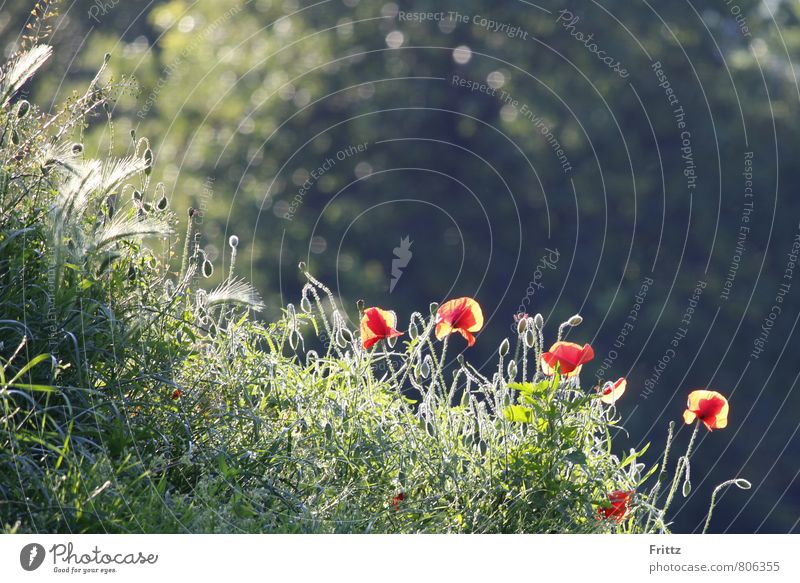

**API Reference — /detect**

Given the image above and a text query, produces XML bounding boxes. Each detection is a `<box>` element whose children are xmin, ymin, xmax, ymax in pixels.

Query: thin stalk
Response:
<box><xmin>657</xmin><ymin>422</ymin><xmax>700</xmax><ymax>530</ymax></box>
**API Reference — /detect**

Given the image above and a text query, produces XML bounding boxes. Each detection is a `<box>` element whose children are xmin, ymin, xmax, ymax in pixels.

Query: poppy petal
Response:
<box><xmin>435</xmin><ymin>297</ymin><xmax>483</xmax><ymax>345</ymax></box>
<box><xmin>600</xmin><ymin>378</ymin><xmax>626</xmax><ymax>404</ymax></box>
<box><xmin>459</xmin><ymin>328</ymin><xmax>476</xmax><ymax>347</ymax></box>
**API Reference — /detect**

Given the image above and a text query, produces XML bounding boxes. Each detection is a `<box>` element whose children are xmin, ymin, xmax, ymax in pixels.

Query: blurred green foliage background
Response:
<box><xmin>3</xmin><ymin>0</ymin><xmax>799</xmax><ymax>532</ymax></box>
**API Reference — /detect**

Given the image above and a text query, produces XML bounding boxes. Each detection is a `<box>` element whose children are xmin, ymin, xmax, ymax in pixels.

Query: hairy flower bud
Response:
<box><xmin>16</xmin><ymin>100</ymin><xmax>30</xmax><ymax>118</ymax></box>
<box><xmin>499</xmin><ymin>338</ymin><xmax>510</xmax><ymax>357</ymax></box>
<box><xmin>507</xmin><ymin>360</ymin><xmax>517</xmax><ymax>379</ymax></box>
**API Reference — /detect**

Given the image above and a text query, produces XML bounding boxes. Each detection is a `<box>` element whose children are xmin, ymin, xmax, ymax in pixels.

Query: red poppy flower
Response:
<box><xmin>598</xmin><ymin>490</ymin><xmax>634</xmax><ymax>523</ymax></box>
<box><xmin>360</xmin><ymin>307</ymin><xmax>403</xmax><ymax>349</ymax></box>
<box><xmin>171</xmin><ymin>389</ymin><xmax>183</xmax><ymax>400</ymax></box>
<box><xmin>683</xmin><ymin>390</ymin><xmax>729</xmax><ymax>431</ymax></box>
<box><xmin>391</xmin><ymin>491</ymin><xmax>405</xmax><ymax>511</ymax></box>
<box><xmin>540</xmin><ymin>341</ymin><xmax>594</xmax><ymax>376</ymax></box>
<box><xmin>435</xmin><ymin>297</ymin><xmax>484</xmax><ymax>347</ymax></box>
<box><xmin>600</xmin><ymin>377</ymin><xmax>626</xmax><ymax>404</ymax></box>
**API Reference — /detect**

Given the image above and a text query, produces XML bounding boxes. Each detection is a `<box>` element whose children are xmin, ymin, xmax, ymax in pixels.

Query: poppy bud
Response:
<box><xmin>499</xmin><ymin>338</ymin><xmax>510</xmax><ymax>357</ymax></box>
<box><xmin>16</xmin><ymin>100</ymin><xmax>30</xmax><ymax>118</ymax></box>
<box><xmin>289</xmin><ymin>330</ymin><xmax>300</xmax><ymax>350</ymax></box>
<box><xmin>429</xmin><ymin>302</ymin><xmax>439</xmax><ymax>317</ymax></box>
<box><xmin>420</xmin><ymin>355</ymin><xmax>432</xmax><ymax>378</ymax></box>
<box><xmin>71</xmin><ymin>143</ymin><xmax>84</xmax><ymax>155</ymax></box>
<box><xmin>517</xmin><ymin>317</ymin><xmax>528</xmax><ymax>335</ymax></box>
<box><xmin>524</xmin><ymin>329</ymin><xmax>536</xmax><ymax>348</ymax></box>
<box><xmin>298</xmin><ymin>261</ymin><xmax>307</xmax><ymax>271</ymax></box>
<box><xmin>507</xmin><ymin>360</ymin><xmax>517</xmax><ymax>379</ymax></box>
<box><xmin>534</xmin><ymin>313</ymin><xmax>544</xmax><ymax>330</ymax></box>
<box><xmin>229</xmin><ymin>235</ymin><xmax>239</xmax><ymax>248</ymax></box>
<box><xmin>202</xmin><ymin>258</ymin><xmax>214</xmax><ymax>278</ymax></box>
<box><xmin>567</xmin><ymin>314</ymin><xmax>583</xmax><ymax>326</ymax></box>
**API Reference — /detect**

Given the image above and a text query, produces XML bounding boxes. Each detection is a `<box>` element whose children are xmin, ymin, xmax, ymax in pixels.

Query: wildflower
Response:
<box><xmin>391</xmin><ymin>491</ymin><xmax>405</xmax><ymax>511</ymax></box>
<box><xmin>360</xmin><ymin>307</ymin><xmax>403</xmax><ymax>349</ymax></box>
<box><xmin>683</xmin><ymin>390</ymin><xmax>729</xmax><ymax>431</ymax></box>
<box><xmin>598</xmin><ymin>490</ymin><xmax>634</xmax><ymax>523</ymax></box>
<box><xmin>171</xmin><ymin>389</ymin><xmax>183</xmax><ymax>400</ymax></box>
<box><xmin>435</xmin><ymin>297</ymin><xmax>484</xmax><ymax>347</ymax></box>
<box><xmin>540</xmin><ymin>341</ymin><xmax>594</xmax><ymax>376</ymax></box>
<box><xmin>600</xmin><ymin>377</ymin><xmax>626</xmax><ymax>404</ymax></box>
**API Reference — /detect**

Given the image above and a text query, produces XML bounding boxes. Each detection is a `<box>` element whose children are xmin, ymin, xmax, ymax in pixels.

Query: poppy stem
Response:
<box><xmin>521</xmin><ymin>343</ymin><xmax>528</xmax><ymax>381</ymax></box>
<box><xmin>437</xmin><ymin>336</ymin><xmax>449</xmax><ymax>392</ymax></box>
<box><xmin>702</xmin><ymin>478</ymin><xmax>750</xmax><ymax>534</ymax></box>
<box><xmin>645</xmin><ymin>421</ymin><xmax>675</xmax><ymax>532</ymax></box>
<box><xmin>658</xmin><ymin>422</ymin><xmax>700</xmax><ymax>530</ymax></box>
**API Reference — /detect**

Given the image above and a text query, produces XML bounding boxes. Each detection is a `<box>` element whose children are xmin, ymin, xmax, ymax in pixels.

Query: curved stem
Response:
<box><xmin>658</xmin><ymin>422</ymin><xmax>700</xmax><ymax>530</ymax></box>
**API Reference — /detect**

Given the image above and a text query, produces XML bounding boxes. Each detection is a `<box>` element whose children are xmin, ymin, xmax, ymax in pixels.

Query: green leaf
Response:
<box><xmin>620</xmin><ymin>442</ymin><xmax>651</xmax><ymax>468</ymax></box>
<box><xmin>639</xmin><ymin>463</ymin><xmax>659</xmax><ymax>485</ymax></box>
<box><xmin>508</xmin><ymin>382</ymin><xmax>534</xmax><ymax>395</ymax></box>
<box><xmin>564</xmin><ymin>451</ymin><xmax>587</xmax><ymax>466</ymax></box>
<box><xmin>5</xmin><ymin>353</ymin><xmax>52</xmax><ymax>386</ymax></box>
<box><xmin>503</xmin><ymin>405</ymin><xmax>533</xmax><ymax>423</ymax></box>
<box><xmin>8</xmin><ymin>382</ymin><xmax>56</xmax><ymax>392</ymax></box>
